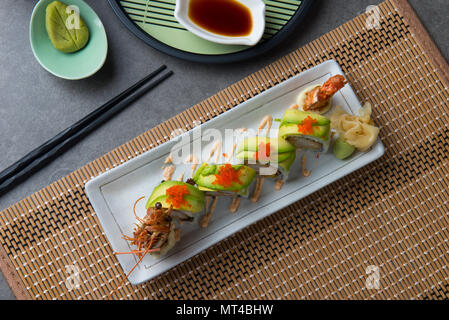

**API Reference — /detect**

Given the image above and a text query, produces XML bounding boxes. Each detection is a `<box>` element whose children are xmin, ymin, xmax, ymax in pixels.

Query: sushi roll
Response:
<box><xmin>296</xmin><ymin>75</ymin><xmax>347</xmax><ymax>114</ymax></box>
<box><xmin>235</xmin><ymin>136</ymin><xmax>296</xmax><ymax>180</ymax></box>
<box><xmin>123</xmin><ymin>181</ymin><xmax>205</xmax><ymax>257</ymax></box>
<box><xmin>278</xmin><ymin>109</ymin><xmax>331</xmax><ymax>152</ymax></box>
<box><xmin>110</xmin><ymin>181</ymin><xmax>206</xmax><ymax>296</ymax></box>
<box><xmin>193</xmin><ymin>163</ymin><xmax>257</xmax><ymax>197</ymax></box>
<box><xmin>146</xmin><ymin>180</ymin><xmax>205</xmax><ymax>214</ymax></box>
<box><xmin>133</xmin><ymin>206</ymin><xmax>177</xmax><ymax>257</ymax></box>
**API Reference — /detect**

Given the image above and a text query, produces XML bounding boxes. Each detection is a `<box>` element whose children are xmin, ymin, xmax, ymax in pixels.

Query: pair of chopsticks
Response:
<box><xmin>0</xmin><ymin>65</ymin><xmax>173</xmax><ymax>196</ymax></box>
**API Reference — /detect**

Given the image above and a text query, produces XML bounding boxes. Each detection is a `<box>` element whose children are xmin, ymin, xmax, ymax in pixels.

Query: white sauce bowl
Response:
<box><xmin>174</xmin><ymin>0</ymin><xmax>266</xmax><ymax>46</ymax></box>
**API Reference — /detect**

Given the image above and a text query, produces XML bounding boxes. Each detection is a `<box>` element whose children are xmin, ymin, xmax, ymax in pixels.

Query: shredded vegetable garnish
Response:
<box><xmin>107</xmin><ymin>243</ymin><xmax>155</xmax><ymax>299</ymax></box>
<box><xmin>110</xmin><ymin>205</ymin><xmax>175</xmax><ymax>299</ymax></box>
<box><xmin>114</xmin><ymin>248</ymin><xmax>161</xmax><ymax>255</ymax></box>
<box><xmin>133</xmin><ymin>196</ymin><xmax>145</xmax><ymax>223</ymax></box>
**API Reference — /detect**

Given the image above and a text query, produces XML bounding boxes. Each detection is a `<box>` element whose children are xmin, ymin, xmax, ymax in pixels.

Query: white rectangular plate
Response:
<box><xmin>86</xmin><ymin>60</ymin><xmax>384</xmax><ymax>285</ymax></box>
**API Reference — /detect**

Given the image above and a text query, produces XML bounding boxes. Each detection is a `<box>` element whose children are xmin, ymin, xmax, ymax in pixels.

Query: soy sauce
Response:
<box><xmin>188</xmin><ymin>0</ymin><xmax>253</xmax><ymax>37</ymax></box>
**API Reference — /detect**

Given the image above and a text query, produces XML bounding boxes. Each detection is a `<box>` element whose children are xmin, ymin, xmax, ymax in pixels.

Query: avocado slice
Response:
<box><xmin>193</xmin><ymin>163</ymin><xmax>209</xmax><ymax>182</ymax></box>
<box><xmin>146</xmin><ymin>181</ymin><xmax>205</xmax><ymax>209</ymax></box>
<box><xmin>333</xmin><ymin>137</ymin><xmax>356</xmax><ymax>160</ymax></box>
<box><xmin>236</xmin><ymin>151</ymin><xmax>293</xmax><ymax>163</ymax></box>
<box><xmin>278</xmin><ymin>152</ymin><xmax>297</xmax><ymax>172</ymax></box>
<box><xmin>281</xmin><ymin>109</ymin><xmax>331</xmax><ymax>126</ymax></box>
<box><xmin>193</xmin><ymin>164</ymin><xmax>256</xmax><ymax>192</ymax></box>
<box><xmin>147</xmin><ymin>195</ymin><xmax>205</xmax><ymax>213</ymax></box>
<box><xmin>279</xmin><ymin>123</ymin><xmax>330</xmax><ymax>141</ymax></box>
<box><xmin>200</xmin><ymin>164</ymin><xmax>217</xmax><ymax>176</ymax></box>
<box><xmin>198</xmin><ymin>186</ymin><xmax>249</xmax><ymax>197</ymax></box>
<box><xmin>237</xmin><ymin>137</ymin><xmax>295</xmax><ymax>154</ymax></box>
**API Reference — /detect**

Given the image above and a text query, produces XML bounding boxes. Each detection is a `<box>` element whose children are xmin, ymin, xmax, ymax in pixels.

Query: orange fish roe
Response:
<box><xmin>212</xmin><ymin>164</ymin><xmax>241</xmax><ymax>188</ymax></box>
<box><xmin>165</xmin><ymin>185</ymin><xmax>191</xmax><ymax>208</ymax></box>
<box><xmin>297</xmin><ymin>116</ymin><xmax>318</xmax><ymax>135</ymax></box>
<box><xmin>254</xmin><ymin>142</ymin><xmax>271</xmax><ymax>161</ymax></box>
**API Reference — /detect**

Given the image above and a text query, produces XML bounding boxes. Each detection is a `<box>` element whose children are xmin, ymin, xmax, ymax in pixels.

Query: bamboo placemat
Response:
<box><xmin>1</xmin><ymin>0</ymin><xmax>449</xmax><ymax>300</ymax></box>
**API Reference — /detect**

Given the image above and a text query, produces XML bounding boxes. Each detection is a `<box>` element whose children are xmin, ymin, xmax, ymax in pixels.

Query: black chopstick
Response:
<box><xmin>0</xmin><ymin>65</ymin><xmax>167</xmax><ymax>186</ymax></box>
<box><xmin>0</xmin><ymin>68</ymin><xmax>173</xmax><ymax>195</ymax></box>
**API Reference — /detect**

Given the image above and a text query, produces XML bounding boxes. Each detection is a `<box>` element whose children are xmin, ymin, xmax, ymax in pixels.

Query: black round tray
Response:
<box><xmin>108</xmin><ymin>0</ymin><xmax>314</xmax><ymax>63</ymax></box>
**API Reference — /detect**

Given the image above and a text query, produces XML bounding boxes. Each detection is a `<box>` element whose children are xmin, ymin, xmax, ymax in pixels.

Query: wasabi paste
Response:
<box><xmin>46</xmin><ymin>1</ymin><xmax>89</xmax><ymax>53</ymax></box>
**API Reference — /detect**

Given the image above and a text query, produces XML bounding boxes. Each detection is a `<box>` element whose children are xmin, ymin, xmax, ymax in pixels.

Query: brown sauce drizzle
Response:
<box><xmin>164</xmin><ymin>155</ymin><xmax>173</xmax><ymax>164</ymax></box>
<box><xmin>200</xmin><ymin>196</ymin><xmax>218</xmax><ymax>228</ymax></box>
<box><xmin>226</xmin><ymin>143</ymin><xmax>237</xmax><ymax>162</ymax></box>
<box><xmin>185</xmin><ymin>154</ymin><xmax>199</xmax><ymax>172</ymax></box>
<box><xmin>229</xmin><ymin>195</ymin><xmax>241</xmax><ymax>213</ymax></box>
<box><xmin>163</xmin><ymin>165</ymin><xmax>175</xmax><ymax>181</ymax></box>
<box><xmin>207</xmin><ymin>141</ymin><xmax>222</xmax><ymax>163</ymax></box>
<box><xmin>302</xmin><ymin>155</ymin><xmax>311</xmax><ymax>177</ymax></box>
<box><xmin>250</xmin><ymin>177</ymin><xmax>265</xmax><ymax>203</ymax></box>
<box><xmin>258</xmin><ymin>115</ymin><xmax>273</xmax><ymax>136</ymax></box>
<box><xmin>274</xmin><ymin>179</ymin><xmax>284</xmax><ymax>191</ymax></box>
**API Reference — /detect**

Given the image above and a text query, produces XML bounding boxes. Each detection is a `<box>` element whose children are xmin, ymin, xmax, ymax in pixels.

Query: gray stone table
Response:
<box><xmin>0</xmin><ymin>0</ymin><xmax>448</xmax><ymax>299</ymax></box>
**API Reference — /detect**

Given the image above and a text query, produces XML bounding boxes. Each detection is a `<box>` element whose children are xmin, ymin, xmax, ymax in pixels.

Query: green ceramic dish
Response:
<box><xmin>30</xmin><ymin>0</ymin><xmax>108</xmax><ymax>80</ymax></box>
